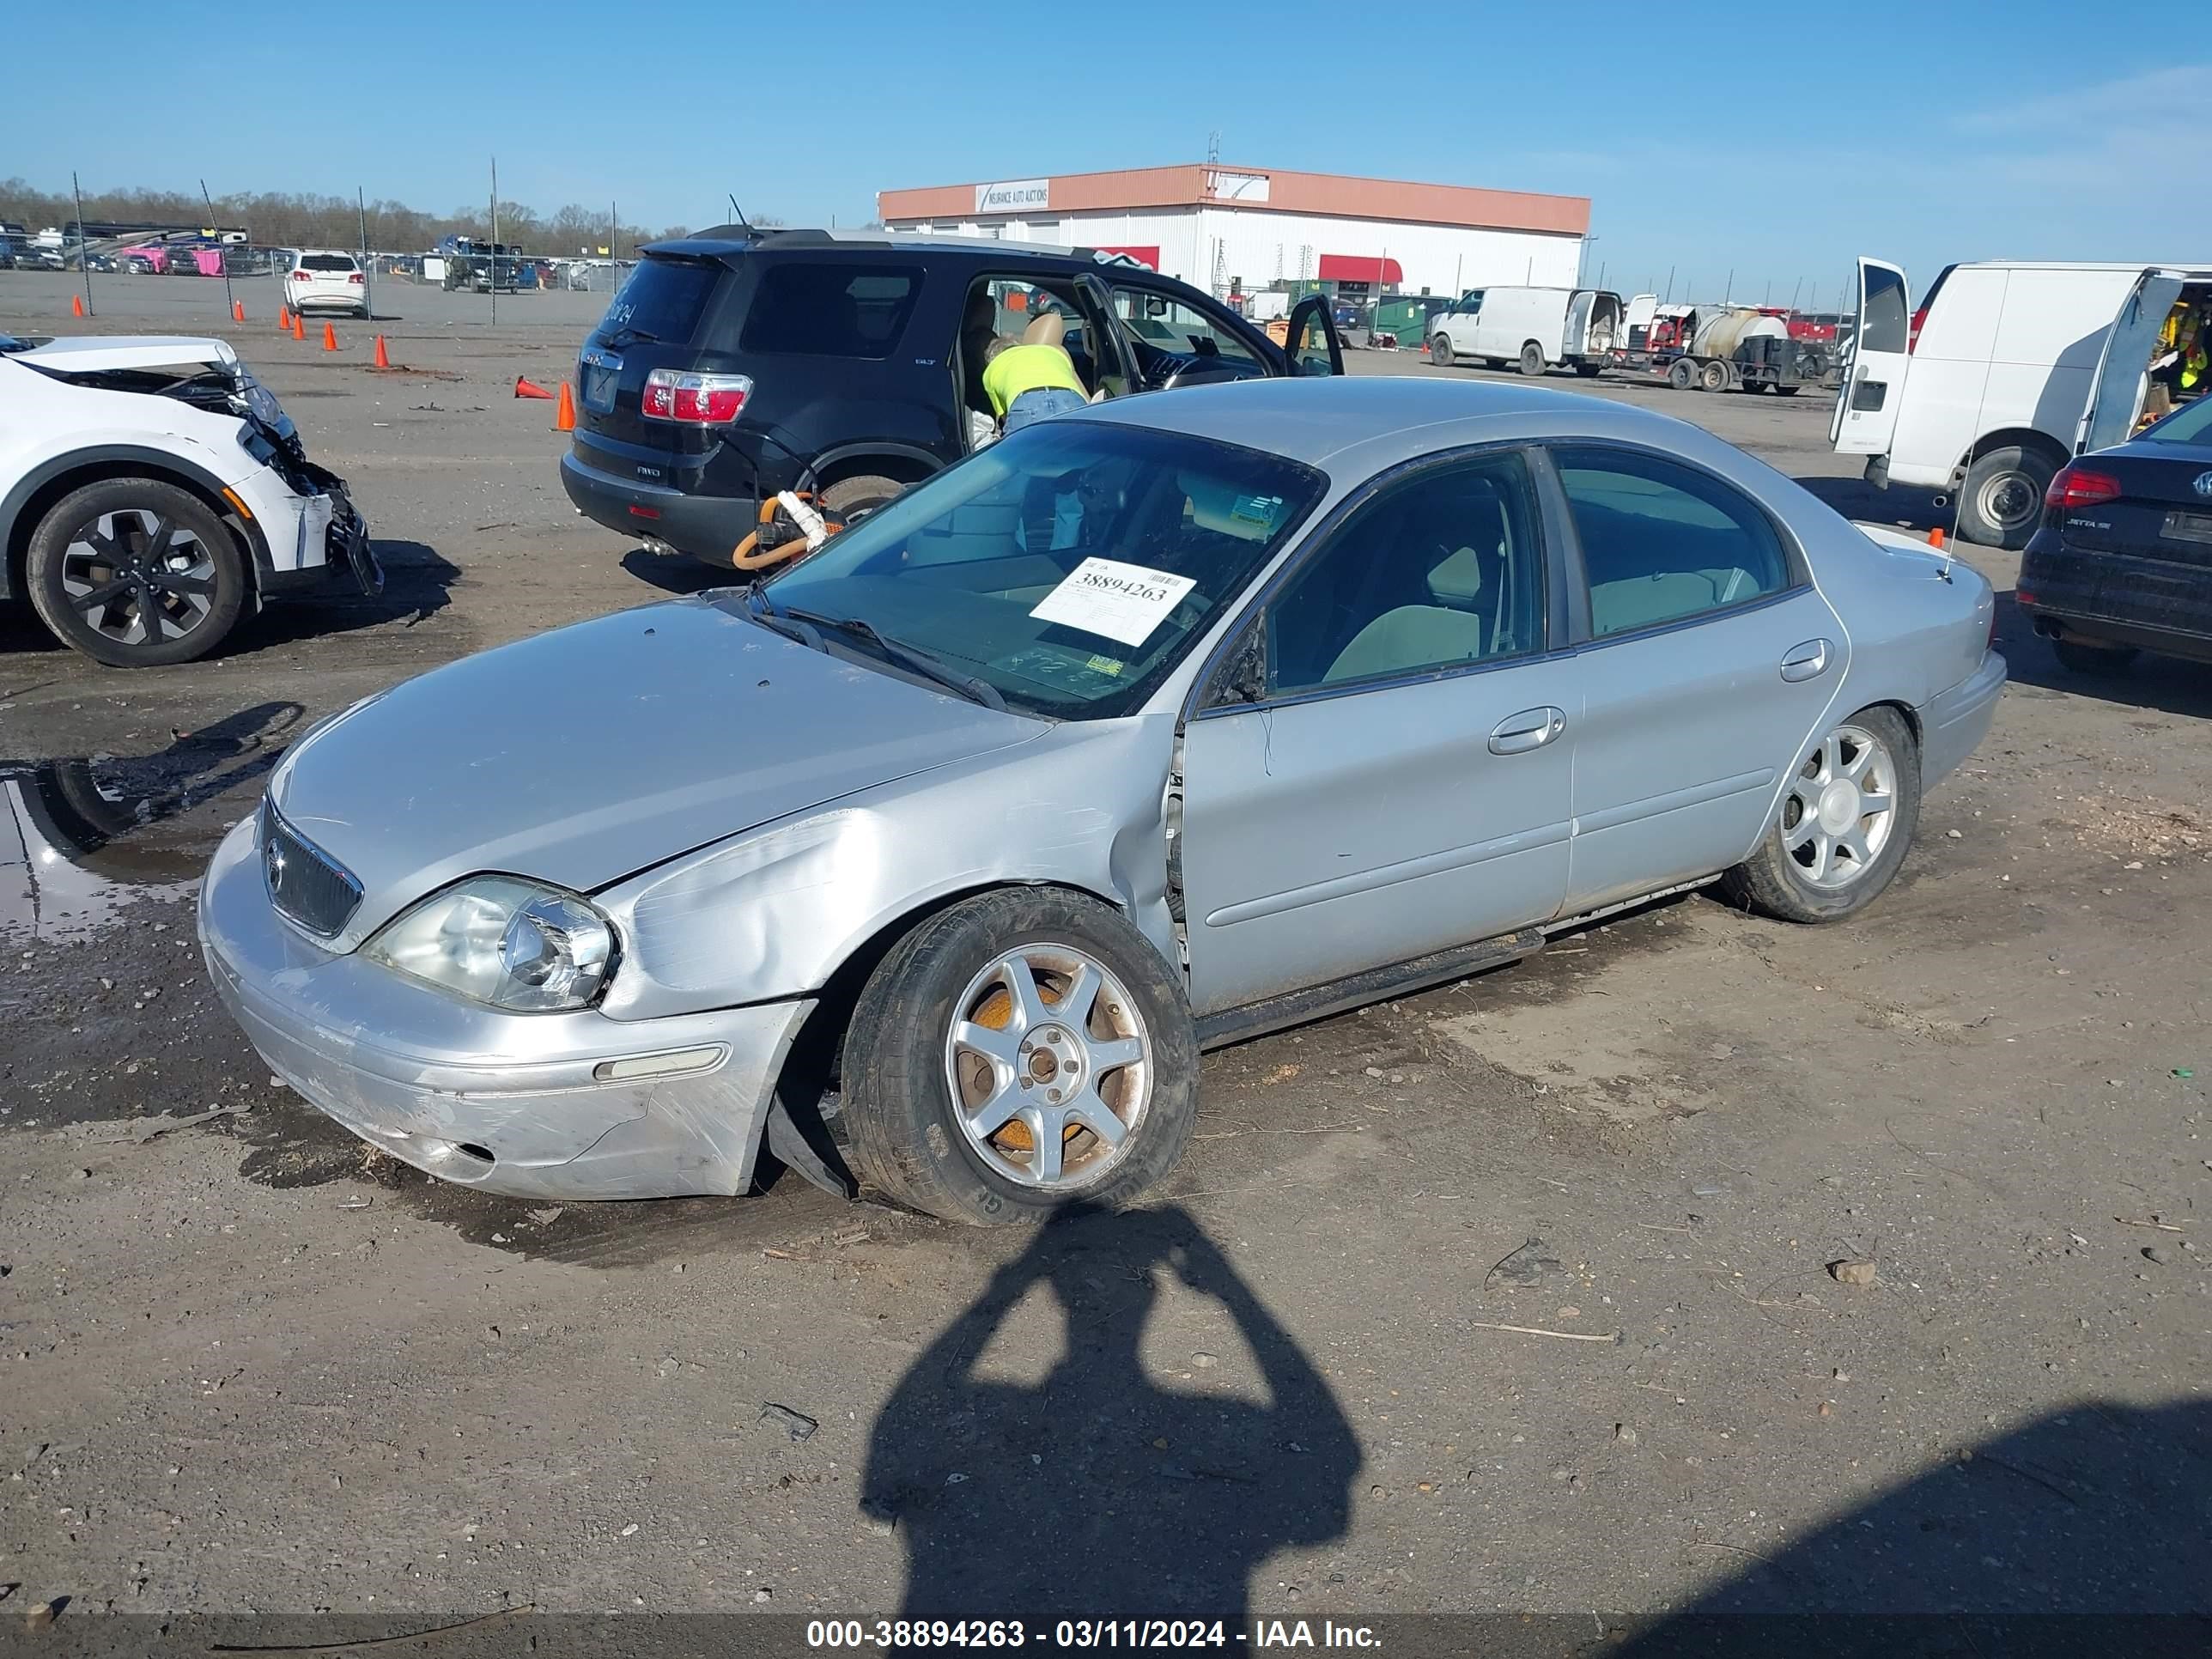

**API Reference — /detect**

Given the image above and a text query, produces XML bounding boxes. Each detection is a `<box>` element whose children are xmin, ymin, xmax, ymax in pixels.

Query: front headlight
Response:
<box><xmin>363</xmin><ymin>877</ymin><xmax>617</xmax><ymax>1012</ymax></box>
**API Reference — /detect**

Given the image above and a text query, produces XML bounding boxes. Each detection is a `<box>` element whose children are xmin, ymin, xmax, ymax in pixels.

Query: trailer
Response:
<box><xmin>1620</xmin><ymin>303</ymin><xmax>1830</xmax><ymax>394</ymax></box>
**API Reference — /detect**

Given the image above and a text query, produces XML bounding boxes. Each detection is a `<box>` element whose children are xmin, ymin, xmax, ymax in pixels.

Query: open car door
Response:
<box><xmin>1284</xmin><ymin>295</ymin><xmax>1343</xmax><ymax>377</ymax></box>
<box><xmin>1832</xmin><ymin>257</ymin><xmax>1911</xmax><ymax>454</ymax></box>
<box><xmin>2078</xmin><ymin>269</ymin><xmax>2185</xmax><ymax>455</ymax></box>
<box><xmin>1073</xmin><ymin>270</ymin><xmax>1142</xmax><ymax>401</ymax></box>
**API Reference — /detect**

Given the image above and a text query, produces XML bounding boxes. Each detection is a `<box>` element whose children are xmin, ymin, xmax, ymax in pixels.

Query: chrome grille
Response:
<box><xmin>261</xmin><ymin>800</ymin><xmax>362</xmax><ymax>938</ymax></box>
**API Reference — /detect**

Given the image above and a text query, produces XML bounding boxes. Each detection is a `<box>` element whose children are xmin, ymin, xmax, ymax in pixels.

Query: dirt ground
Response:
<box><xmin>2</xmin><ymin>270</ymin><xmax>2209</xmax><ymax>1648</ymax></box>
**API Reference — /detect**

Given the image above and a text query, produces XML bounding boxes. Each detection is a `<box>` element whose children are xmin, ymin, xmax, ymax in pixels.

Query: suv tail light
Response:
<box><xmin>2045</xmin><ymin>465</ymin><xmax>2122</xmax><ymax>510</ymax></box>
<box><xmin>641</xmin><ymin>368</ymin><xmax>752</xmax><ymax>424</ymax></box>
<box><xmin>348</xmin><ymin>272</ymin><xmax>365</xmax><ymax>283</ymax></box>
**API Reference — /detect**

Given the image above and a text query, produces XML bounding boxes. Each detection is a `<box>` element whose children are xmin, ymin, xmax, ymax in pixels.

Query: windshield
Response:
<box><xmin>2139</xmin><ymin>396</ymin><xmax>2212</xmax><ymax>447</ymax></box>
<box><xmin>763</xmin><ymin>420</ymin><xmax>1325</xmax><ymax>720</ymax></box>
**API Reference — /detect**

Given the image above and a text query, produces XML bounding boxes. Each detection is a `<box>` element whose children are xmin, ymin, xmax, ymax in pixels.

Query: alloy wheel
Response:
<box><xmin>1781</xmin><ymin>723</ymin><xmax>1899</xmax><ymax>889</ymax></box>
<box><xmin>60</xmin><ymin>509</ymin><xmax>219</xmax><ymax>649</ymax></box>
<box><xmin>943</xmin><ymin>943</ymin><xmax>1152</xmax><ymax>1189</ymax></box>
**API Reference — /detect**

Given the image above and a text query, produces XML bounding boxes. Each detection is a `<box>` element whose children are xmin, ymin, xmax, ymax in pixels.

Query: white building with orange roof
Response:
<box><xmin>876</xmin><ymin>163</ymin><xmax>1590</xmax><ymax>301</ymax></box>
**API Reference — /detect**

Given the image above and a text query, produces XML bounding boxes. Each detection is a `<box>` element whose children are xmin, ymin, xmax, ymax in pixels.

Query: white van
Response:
<box><xmin>1428</xmin><ymin>286</ymin><xmax>1623</xmax><ymax>378</ymax></box>
<box><xmin>1834</xmin><ymin>258</ymin><xmax>2212</xmax><ymax>548</ymax></box>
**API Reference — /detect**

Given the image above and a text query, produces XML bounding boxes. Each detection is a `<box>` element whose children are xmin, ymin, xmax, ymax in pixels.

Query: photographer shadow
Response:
<box><xmin>862</xmin><ymin>1204</ymin><xmax>1359</xmax><ymax>1626</ymax></box>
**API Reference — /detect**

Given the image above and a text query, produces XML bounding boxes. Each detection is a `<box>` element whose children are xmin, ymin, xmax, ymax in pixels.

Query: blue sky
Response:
<box><xmin>3</xmin><ymin>1</ymin><xmax>2199</xmax><ymax>304</ymax></box>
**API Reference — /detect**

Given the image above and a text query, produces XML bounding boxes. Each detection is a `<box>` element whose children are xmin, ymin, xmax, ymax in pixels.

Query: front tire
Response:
<box><xmin>1720</xmin><ymin>707</ymin><xmax>1920</xmax><ymax>923</ymax></box>
<box><xmin>1958</xmin><ymin>443</ymin><xmax>2057</xmax><ymax>551</ymax></box>
<box><xmin>840</xmin><ymin>889</ymin><xmax>1199</xmax><ymax>1225</ymax></box>
<box><xmin>1429</xmin><ymin>334</ymin><xmax>1454</xmax><ymax>368</ymax></box>
<box><xmin>26</xmin><ymin>479</ymin><xmax>248</xmax><ymax>667</ymax></box>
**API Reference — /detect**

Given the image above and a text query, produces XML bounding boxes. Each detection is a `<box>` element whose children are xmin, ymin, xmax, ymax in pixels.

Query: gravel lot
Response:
<box><xmin>3</xmin><ymin>269</ymin><xmax>2209</xmax><ymax>1648</ymax></box>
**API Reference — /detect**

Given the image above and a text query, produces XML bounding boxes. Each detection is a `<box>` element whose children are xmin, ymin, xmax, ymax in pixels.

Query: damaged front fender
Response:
<box><xmin>593</xmin><ymin>713</ymin><xmax>1183</xmax><ymax>1022</ymax></box>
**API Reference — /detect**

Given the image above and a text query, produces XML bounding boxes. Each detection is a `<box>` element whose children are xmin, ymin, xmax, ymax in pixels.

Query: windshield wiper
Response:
<box><xmin>599</xmin><ymin>325</ymin><xmax>659</xmax><ymax>349</ymax></box>
<box><xmin>781</xmin><ymin>605</ymin><xmax>1007</xmax><ymax>712</ymax></box>
<box><xmin>742</xmin><ymin>580</ymin><xmax>821</xmax><ymax>650</ymax></box>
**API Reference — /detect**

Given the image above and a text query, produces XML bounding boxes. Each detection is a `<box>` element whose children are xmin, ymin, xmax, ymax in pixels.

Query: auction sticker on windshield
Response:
<box><xmin>1030</xmin><ymin>558</ymin><xmax>1197</xmax><ymax>647</ymax></box>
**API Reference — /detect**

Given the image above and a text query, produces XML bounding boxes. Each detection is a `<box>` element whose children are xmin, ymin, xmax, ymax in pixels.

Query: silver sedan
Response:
<box><xmin>199</xmin><ymin>378</ymin><xmax>2004</xmax><ymax>1224</ymax></box>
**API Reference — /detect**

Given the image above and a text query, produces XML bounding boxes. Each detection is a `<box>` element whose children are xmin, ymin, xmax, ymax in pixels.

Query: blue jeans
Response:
<box><xmin>1002</xmin><ymin>386</ymin><xmax>1088</xmax><ymax>433</ymax></box>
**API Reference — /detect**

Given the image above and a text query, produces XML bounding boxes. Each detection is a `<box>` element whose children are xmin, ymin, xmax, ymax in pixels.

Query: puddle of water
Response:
<box><xmin>0</xmin><ymin>702</ymin><xmax>304</xmax><ymax>945</ymax></box>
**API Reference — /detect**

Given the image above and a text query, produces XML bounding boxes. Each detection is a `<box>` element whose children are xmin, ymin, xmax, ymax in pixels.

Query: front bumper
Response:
<box><xmin>198</xmin><ymin>815</ymin><xmax>815</xmax><ymax>1200</ymax></box>
<box><xmin>1919</xmin><ymin>648</ymin><xmax>2007</xmax><ymax>787</ymax></box>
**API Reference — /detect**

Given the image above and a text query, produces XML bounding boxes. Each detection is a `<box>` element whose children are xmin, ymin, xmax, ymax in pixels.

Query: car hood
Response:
<box><xmin>16</xmin><ymin>334</ymin><xmax>239</xmax><ymax>374</ymax></box>
<box><xmin>270</xmin><ymin>595</ymin><xmax>1045</xmax><ymax>944</ymax></box>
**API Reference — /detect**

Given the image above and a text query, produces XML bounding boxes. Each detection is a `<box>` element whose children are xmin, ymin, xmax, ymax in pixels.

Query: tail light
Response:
<box><xmin>641</xmin><ymin>368</ymin><xmax>752</xmax><ymax>424</ymax></box>
<box><xmin>2045</xmin><ymin>465</ymin><xmax>2122</xmax><ymax>510</ymax></box>
<box><xmin>348</xmin><ymin>272</ymin><xmax>365</xmax><ymax>284</ymax></box>
<box><xmin>1908</xmin><ymin>307</ymin><xmax>1928</xmax><ymax>352</ymax></box>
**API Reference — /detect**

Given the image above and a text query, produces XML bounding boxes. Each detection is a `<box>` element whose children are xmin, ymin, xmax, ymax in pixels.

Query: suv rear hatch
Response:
<box><xmin>572</xmin><ymin>250</ymin><xmax>749</xmax><ymax>495</ymax></box>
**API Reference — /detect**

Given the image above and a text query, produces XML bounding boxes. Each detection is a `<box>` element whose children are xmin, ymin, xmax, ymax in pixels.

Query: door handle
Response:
<box><xmin>1490</xmin><ymin>706</ymin><xmax>1567</xmax><ymax>755</ymax></box>
<box><xmin>1780</xmin><ymin>639</ymin><xmax>1833</xmax><ymax>683</ymax></box>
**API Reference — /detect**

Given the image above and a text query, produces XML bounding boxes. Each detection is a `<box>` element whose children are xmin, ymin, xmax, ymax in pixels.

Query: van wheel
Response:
<box><xmin>1518</xmin><ymin>342</ymin><xmax>1546</xmax><ymax>376</ymax></box>
<box><xmin>1668</xmin><ymin>358</ymin><xmax>1697</xmax><ymax>391</ymax></box>
<box><xmin>26</xmin><ymin>480</ymin><xmax>247</xmax><ymax>667</ymax></box>
<box><xmin>1429</xmin><ymin>334</ymin><xmax>1454</xmax><ymax>368</ymax></box>
<box><xmin>1699</xmin><ymin>358</ymin><xmax>1731</xmax><ymax>392</ymax></box>
<box><xmin>1958</xmin><ymin>445</ymin><xmax>2057</xmax><ymax>551</ymax></box>
<box><xmin>838</xmin><ymin>888</ymin><xmax>1199</xmax><ymax>1225</ymax></box>
<box><xmin>818</xmin><ymin>473</ymin><xmax>905</xmax><ymax>526</ymax></box>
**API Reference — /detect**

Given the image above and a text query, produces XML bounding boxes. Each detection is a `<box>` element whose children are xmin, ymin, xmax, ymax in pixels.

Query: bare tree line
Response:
<box><xmin>0</xmin><ymin>178</ymin><xmax>737</xmax><ymax>252</ymax></box>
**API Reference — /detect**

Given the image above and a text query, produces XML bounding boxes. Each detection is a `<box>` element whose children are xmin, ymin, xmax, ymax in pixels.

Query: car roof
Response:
<box><xmin>639</xmin><ymin>225</ymin><xmax>1128</xmax><ymax>268</ymax></box>
<box><xmin>1072</xmin><ymin>375</ymin><xmax>1710</xmax><ymax>471</ymax></box>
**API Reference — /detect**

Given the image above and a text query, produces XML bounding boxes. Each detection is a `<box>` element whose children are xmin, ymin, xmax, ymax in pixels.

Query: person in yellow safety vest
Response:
<box><xmin>2181</xmin><ymin>310</ymin><xmax>2207</xmax><ymax>397</ymax></box>
<box><xmin>982</xmin><ymin>310</ymin><xmax>1091</xmax><ymax>434</ymax></box>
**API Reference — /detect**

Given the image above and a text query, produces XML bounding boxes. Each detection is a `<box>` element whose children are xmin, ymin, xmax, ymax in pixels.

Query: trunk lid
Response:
<box><xmin>2053</xmin><ymin>441</ymin><xmax>2212</xmax><ymax>568</ymax></box>
<box><xmin>574</xmin><ymin>252</ymin><xmax>743</xmax><ymax>485</ymax></box>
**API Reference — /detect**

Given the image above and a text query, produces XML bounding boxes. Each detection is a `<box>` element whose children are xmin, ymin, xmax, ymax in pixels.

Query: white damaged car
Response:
<box><xmin>0</xmin><ymin>332</ymin><xmax>378</xmax><ymax>665</ymax></box>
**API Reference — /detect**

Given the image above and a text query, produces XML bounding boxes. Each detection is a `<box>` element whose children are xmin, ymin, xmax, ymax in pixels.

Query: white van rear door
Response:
<box><xmin>2077</xmin><ymin>270</ymin><xmax>2185</xmax><ymax>454</ymax></box>
<box><xmin>1832</xmin><ymin>258</ymin><xmax>1911</xmax><ymax>453</ymax></box>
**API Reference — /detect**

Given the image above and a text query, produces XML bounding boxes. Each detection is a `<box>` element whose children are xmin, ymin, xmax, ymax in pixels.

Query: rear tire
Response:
<box><xmin>839</xmin><ymin>888</ymin><xmax>1199</xmax><ymax>1225</ymax></box>
<box><xmin>1699</xmin><ymin>358</ymin><xmax>1731</xmax><ymax>392</ymax></box>
<box><xmin>1518</xmin><ymin>342</ymin><xmax>1546</xmax><ymax>377</ymax></box>
<box><xmin>1957</xmin><ymin>443</ymin><xmax>2057</xmax><ymax>551</ymax></box>
<box><xmin>817</xmin><ymin>473</ymin><xmax>906</xmax><ymax>526</ymax></box>
<box><xmin>1667</xmin><ymin>358</ymin><xmax>1697</xmax><ymax>391</ymax></box>
<box><xmin>2051</xmin><ymin>637</ymin><xmax>2139</xmax><ymax>675</ymax></box>
<box><xmin>1429</xmin><ymin>334</ymin><xmax>1454</xmax><ymax>368</ymax></box>
<box><xmin>26</xmin><ymin>479</ymin><xmax>248</xmax><ymax>668</ymax></box>
<box><xmin>1719</xmin><ymin>706</ymin><xmax>1920</xmax><ymax>923</ymax></box>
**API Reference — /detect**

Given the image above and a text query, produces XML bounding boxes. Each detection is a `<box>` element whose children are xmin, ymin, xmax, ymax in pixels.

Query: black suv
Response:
<box><xmin>559</xmin><ymin>228</ymin><xmax>1343</xmax><ymax>564</ymax></box>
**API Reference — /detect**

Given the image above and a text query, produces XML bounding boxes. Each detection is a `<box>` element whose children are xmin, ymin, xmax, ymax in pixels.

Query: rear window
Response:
<box><xmin>297</xmin><ymin>253</ymin><xmax>356</xmax><ymax>272</ymax></box>
<box><xmin>739</xmin><ymin>263</ymin><xmax>924</xmax><ymax>359</ymax></box>
<box><xmin>599</xmin><ymin>257</ymin><xmax>721</xmax><ymax>343</ymax></box>
<box><xmin>1860</xmin><ymin>264</ymin><xmax>1909</xmax><ymax>355</ymax></box>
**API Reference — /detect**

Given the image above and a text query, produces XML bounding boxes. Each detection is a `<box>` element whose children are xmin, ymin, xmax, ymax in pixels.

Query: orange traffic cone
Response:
<box><xmin>1929</xmin><ymin>526</ymin><xmax>1947</xmax><ymax>550</ymax></box>
<box><xmin>321</xmin><ymin>321</ymin><xmax>339</xmax><ymax>351</ymax></box>
<box><xmin>71</xmin><ymin>294</ymin><xmax>85</xmax><ymax>318</ymax></box>
<box><xmin>373</xmin><ymin>335</ymin><xmax>391</xmax><ymax>370</ymax></box>
<box><xmin>514</xmin><ymin>375</ymin><xmax>554</xmax><ymax>400</ymax></box>
<box><xmin>232</xmin><ymin>300</ymin><xmax>246</xmax><ymax>323</ymax></box>
<box><xmin>278</xmin><ymin>306</ymin><xmax>291</xmax><ymax>331</ymax></box>
<box><xmin>553</xmin><ymin>380</ymin><xmax>577</xmax><ymax>432</ymax></box>
<box><xmin>292</xmin><ymin>313</ymin><xmax>306</xmax><ymax>341</ymax></box>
